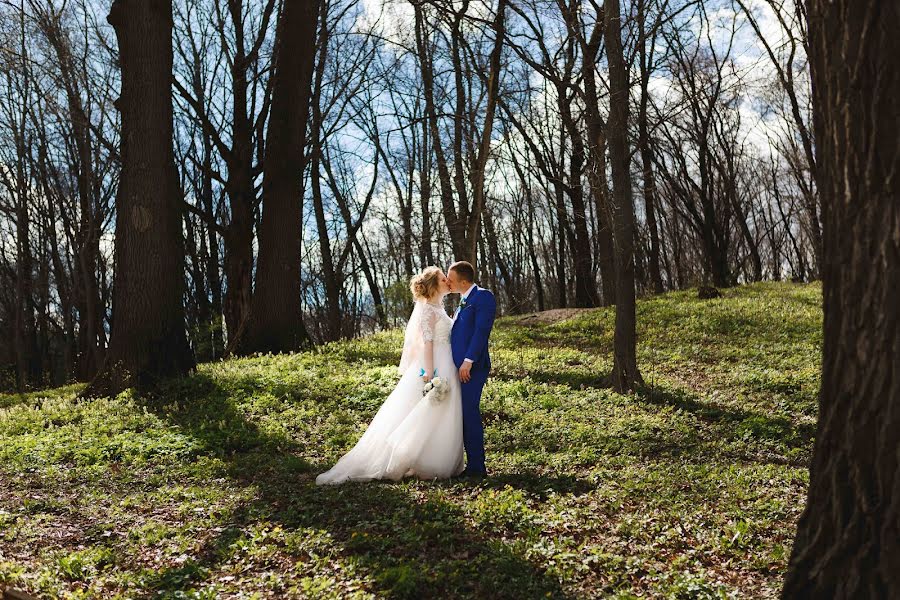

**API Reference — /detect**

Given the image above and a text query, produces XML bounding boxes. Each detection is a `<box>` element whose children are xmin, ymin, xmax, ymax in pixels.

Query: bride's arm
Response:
<box><xmin>422</xmin><ymin>339</ymin><xmax>434</xmax><ymax>382</ymax></box>
<box><xmin>420</xmin><ymin>306</ymin><xmax>437</xmax><ymax>382</ymax></box>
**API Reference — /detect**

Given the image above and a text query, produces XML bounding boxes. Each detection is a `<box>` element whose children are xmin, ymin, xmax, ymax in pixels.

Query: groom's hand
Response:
<box><xmin>459</xmin><ymin>361</ymin><xmax>472</xmax><ymax>383</ymax></box>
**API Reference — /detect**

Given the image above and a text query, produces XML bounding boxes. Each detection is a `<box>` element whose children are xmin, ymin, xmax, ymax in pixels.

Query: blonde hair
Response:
<box><xmin>410</xmin><ymin>266</ymin><xmax>443</xmax><ymax>301</ymax></box>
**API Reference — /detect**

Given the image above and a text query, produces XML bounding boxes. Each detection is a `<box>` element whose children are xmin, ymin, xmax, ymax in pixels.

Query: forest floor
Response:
<box><xmin>0</xmin><ymin>281</ymin><xmax>821</xmax><ymax>599</ymax></box>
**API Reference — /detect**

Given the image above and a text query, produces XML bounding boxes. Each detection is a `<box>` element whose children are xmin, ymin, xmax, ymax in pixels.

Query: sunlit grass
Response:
<box><xmin>0</xmin><ymin>281</ymin><xmax>820</xmax><ymax>599</ymax></box>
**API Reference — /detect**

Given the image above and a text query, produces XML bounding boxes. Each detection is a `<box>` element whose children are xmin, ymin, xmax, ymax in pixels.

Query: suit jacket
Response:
<box><xmin>450</xmin><ymin>285</ymin><xmax>497</xmax><ymax>372</ymax></box>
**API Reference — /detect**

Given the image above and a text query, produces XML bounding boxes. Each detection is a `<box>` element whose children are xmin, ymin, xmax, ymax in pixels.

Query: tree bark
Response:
<box><xmin>604</xmin><ymin>0</ymin><xmax>643</xmax><ymax>393</ymax></box>
<box><xmin>562</xmin><ymin>0</ymin><xmax>614</xmax><ymax>306</ymax></box>
<box><xmin>82</xmin><ymin>0</ymin><xmax>195</xmax><ymax>397</ymax></box>
<box><xmin>464</xmin><ymin>0</ymin><xmax>506</xmax><ymax>263</ymax></box>
<box><xmin>233</xmin><ymin>0</ymin><xmax>318</xmax><ymax>354</ymax></box>
<box><xmin>557</xmin><ymin>79</ymin><xmax>600</xmax><ymax>308</ymax></box>
<box><xmin>308</xmin><ymin>11</ymin><xmax>342</xmax><ymax>342</ymax></box>
<box><xmin>782</xmin><ymin>1</ymin><xmax>900</xmax><ymax>596</ymax></box>
<box><xmin>636</xmin><ymin>0</ymin><xmax>664</xmax><ymax>294</ymax></box>
<box><xmin>174</xmin><ymin>0</ymin><xmax>276</xmax><ymax>353</ymax></box>
<box><xmin>415</xmin><ymin>0</ymin><xmax>506</xmax><ymax>265</ymax></box>
<box><xmin>35</xmin><ymin>8</ymin><xmax>106</xmax><ymax>378</ymax></box>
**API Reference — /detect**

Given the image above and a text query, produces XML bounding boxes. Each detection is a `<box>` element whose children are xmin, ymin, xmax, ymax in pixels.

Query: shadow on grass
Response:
<box><xmin>508</xmin><ymin>369</ymin><xmax>610</xmax><ymax>390</ymax></box>
<box><xmin>637</xmin><ymin>385</ymin><xmax>815</xmax><ymax>455</ymax></box>
<box><xmin>431</xmin><ymin>471</ymin><xmax>597</xmax><ymax>501</ymax></box>
<box><xmin>135</xmin><ymin>372</ymin><xmax>573</xmax><ymax>599</ymax></box>
<box><xmin>490</xmin><ymin>368</ymin><xmax>813</xmax><ymax>468</ymax></box>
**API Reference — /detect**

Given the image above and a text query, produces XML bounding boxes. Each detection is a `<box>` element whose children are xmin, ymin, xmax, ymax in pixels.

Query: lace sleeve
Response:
<box><xmin>420</xmin><ymin>304</ymin><xmax>438</xmax><ymax>342</ymax></box>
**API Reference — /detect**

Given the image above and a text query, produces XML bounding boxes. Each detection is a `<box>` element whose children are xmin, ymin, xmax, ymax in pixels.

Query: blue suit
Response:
<box><xmin>450</xmin><ymin>285</ymin><xmax>497</xmax><ymax>474</ymax></box>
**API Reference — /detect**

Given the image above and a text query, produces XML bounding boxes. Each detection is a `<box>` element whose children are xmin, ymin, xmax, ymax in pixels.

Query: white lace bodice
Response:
<box><xmin>420</xmin><ymin>301</ymin><xmax>452</xmax><ymax>345</ymax></box>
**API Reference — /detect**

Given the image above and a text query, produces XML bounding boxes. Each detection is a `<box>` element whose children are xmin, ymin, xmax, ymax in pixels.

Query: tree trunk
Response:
<box><xmin>233</xmin><ymin>0</ymin><xmax>318</xmax><ymax>354</ymax></box>
<box><xmin>636</xmin><ymin>0</ymin><xmax>664</xmax><ymax>295</ymax></box>
<box><xmin>353</xmin><ymin>237</ymin><xmax>387</xmax><ymax>330</ymax></box>
<box><xmin>200</xmin><ymin>130</ymin><xmax>224</xmax><ymax>358</ymax></box>
<box><xmin>309</xmin><ymin>12</ymin><xmax>342</xmax><ymax>342</ymax></box>
<box><xmin>221</xmin><ymin>28</ymin><xmax>257</xmax><ymax>352</ymax></box>
<box><xmin>14</xmin><ymin>167</ymin><xmax>37</xmax><ymax>391</ymax></box>
<box><xmin>82</xmin><ymin>0</ymin><xmax>195</xmax><ymax>397</ymax></box>
<box><xmin>566</xmin><ymin>1</ymin><xmax>614</xmax><ymax>306</ymax></box>
<box><xmin>558</xmin><ymin>81</ymin><xmax>600</xmax><ymax>308</ymax></box>
<box><xmin>553</xmin><ymin>175</ymin><xmax>568</xmax><ymax>308</ymax></box>
<box><xmin>604</xmin><ymin>0</ymin><xmax>643</xmax><ymax>393</ymax></box>
<box><xmin>415</xmin><ymin>4</ymin><xmax>465</xmax><ymax>262</ymax></box>
<box><xmin>37</xmin><ymin>10</ymin><xmax>106</xmax><ymax>379</ymax></box>
<box><xmin>781</xmin><ymin>1</ymin><xmax>900</xmax><ymax>597</ymax></box>
<box><xmin>464</xmin><ymin>0</ymin><xmax>506</xmax><ymax>263</ymax></box>
<box><xmin>419</xmin><ymin>109</ymin><xmax>434</xmax><ymax>268</ymax></box>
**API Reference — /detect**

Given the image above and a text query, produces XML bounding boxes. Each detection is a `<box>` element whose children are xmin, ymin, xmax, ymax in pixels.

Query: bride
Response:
<box><xmin>315</xmin><ymin>266</ymin><xmax>464</xmax><ymax>485</ymax></box>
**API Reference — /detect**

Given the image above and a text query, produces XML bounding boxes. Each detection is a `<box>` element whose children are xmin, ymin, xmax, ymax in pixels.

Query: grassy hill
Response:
<box><xmin>0</xmin><ymin>282</ymin><xmax>821</xmax><ymax>599</ymax></box>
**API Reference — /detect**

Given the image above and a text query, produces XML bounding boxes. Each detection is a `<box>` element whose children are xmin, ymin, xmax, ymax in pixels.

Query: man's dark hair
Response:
<box><xmin>449</xmin><ymin>260</ymin><xmax>475</xmax><ymax>283</ymax></box>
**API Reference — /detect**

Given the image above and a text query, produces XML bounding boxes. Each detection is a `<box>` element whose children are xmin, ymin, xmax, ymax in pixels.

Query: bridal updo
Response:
<box><xmin>410</xmin><ymin>266</ymin><xmax>442</xmax><ymax>301</ymax></box>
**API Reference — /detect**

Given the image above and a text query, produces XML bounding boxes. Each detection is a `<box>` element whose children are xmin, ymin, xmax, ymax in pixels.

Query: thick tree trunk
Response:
<box><xmin>82</xmin><ymin>0</ymin><xmax>195</xmax><ymax>397</ymax></box>
<box><xmin>781</xmin><ymin>1</ymin><xmax>900</xmax><ymax>597</ymax></box>
<box><xmin>234</xmin><ymin>0</ymin><xmax>318</xmax><ymax>354</ymax></box>
<box><xmin>221</xmin><ymin>59</ymin><xmax>256</xmax><ymax>351</ymax></box>
<box><xmin>604</xmin><ymin>0</ymin><xmax>643</xmax><ymax>393</ymax></box>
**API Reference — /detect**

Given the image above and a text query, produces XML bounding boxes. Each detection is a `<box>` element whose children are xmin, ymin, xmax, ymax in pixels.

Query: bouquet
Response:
<box><xmin>422</xmin><ymin>376</ymin><xmax>449</xmax><ymax>404</ymax></box>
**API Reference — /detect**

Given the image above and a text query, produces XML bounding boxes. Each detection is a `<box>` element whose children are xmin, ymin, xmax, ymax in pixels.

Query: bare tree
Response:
<box><xmin>232</xmin><ymin>0</ymin><xmax>319</xmax><ymax>354</ymax></box>
<box><xmin>82</xmin><ymin>0</ymin><xmax>194</xmax><ymax>397</ymax></box>
<box><xmin>781</xmin><ymin>0</ymin><xmax>900</xmax><ymax>596</ymax></box>
<box><xmin>604</xmin><ymin>0</ymin><xmax>642</xmax><ymax>392</ymax></box>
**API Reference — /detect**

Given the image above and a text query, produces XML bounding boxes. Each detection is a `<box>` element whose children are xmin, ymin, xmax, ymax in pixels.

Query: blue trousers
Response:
<box><xmin>461</xmin><ymin>368</ymin><xmax>488</xmax><ymax>473</ymax></box>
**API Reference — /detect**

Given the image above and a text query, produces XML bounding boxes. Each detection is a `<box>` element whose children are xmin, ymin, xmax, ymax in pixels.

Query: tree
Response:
<box><xmin>82</xmin><ymin>0</ymin><xmax>194</xmax><ymax>397</ymax></box>
<box><xmin>232</xmin><ymin>0</ymin><xmax>319</xmax><ymax>354</ymax></box>
<box><xmin>635</xmin><ymin>0</ymin><xmax>667</xmax><ymax>294</ymax></box>
<box><xmin>33</xmin><ymin>1</ymin><xmax>109</xmax><ymax>380</ymax></box>
<box><xmin>605</xmin><ymin>0</ymin><xmax>643</xmax><ymax>393</ymax></box>
<box><xmin>781</xmin><ymin>0</ymin><xmax>900</xmax><ymax>596</ymax></box>
<box><xmin>413</xmin><ymin>0</ymin><xmax>507</xmax><ymax>267</ymax></box>
<box><xmin>173</xmin><ymin>0</ymin><xmax>277</xmax><ymax>353</ymax></box>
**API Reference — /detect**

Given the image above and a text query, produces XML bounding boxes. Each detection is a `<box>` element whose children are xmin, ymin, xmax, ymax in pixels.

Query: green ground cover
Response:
<box><xmin>0</xmin><ymin>281</ymin><xmax>820</xmax><ymax>598</ymax></box>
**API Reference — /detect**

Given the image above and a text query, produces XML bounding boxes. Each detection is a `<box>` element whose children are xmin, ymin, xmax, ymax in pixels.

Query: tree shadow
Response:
<box><xmin>133</xmin><ymin>372</ymin><xmax>574</xmax><ymax>599</ymax></box>
<box><xmin>490</xmin><ymin>368</ymin><xmax>813</xmax><ymax>468</ymax></box>
<box><xmin>430</xmin><ymin>470</ymin><xmax>597</xmax><ymax>501</ymax></box>
<box><xmin>496</xmin><ymin>369</ymin><xmax>610</xmax><ymax>390</ymax></box>
<box><xmin>636</xmin><ymin>385</ymin><xmax>815</xmax><ymax>448</ymax></box>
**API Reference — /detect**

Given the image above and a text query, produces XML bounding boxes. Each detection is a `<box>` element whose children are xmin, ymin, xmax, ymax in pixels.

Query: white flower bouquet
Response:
<box><xmin>422</xmin><ymin>376</ymin><xmax>449</xmax><ymax>404</ymax></box>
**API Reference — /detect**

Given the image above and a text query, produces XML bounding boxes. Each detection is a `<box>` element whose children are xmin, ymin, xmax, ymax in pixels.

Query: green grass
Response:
<box><xmin>0</xmin><ymin>281</ymin><xmax>820</xmax><ymax>599</ymax></box>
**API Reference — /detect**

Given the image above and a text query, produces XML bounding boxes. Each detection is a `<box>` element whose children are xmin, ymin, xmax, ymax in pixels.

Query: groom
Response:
<box><xmin>447</xmin><ymin>261</ymin><xmax>497</xmax><ymax>478</ymax></box>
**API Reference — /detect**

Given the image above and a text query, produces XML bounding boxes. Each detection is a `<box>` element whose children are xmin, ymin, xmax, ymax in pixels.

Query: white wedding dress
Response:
<box><xmin>315</xmin><ymin>297</ymin><xmax>464</xmax><ymax>485</ymax></box>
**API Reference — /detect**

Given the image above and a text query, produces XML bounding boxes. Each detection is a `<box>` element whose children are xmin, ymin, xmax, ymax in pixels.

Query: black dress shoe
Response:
<box><xmin>458</xmin><ymin>468</ymin><xmax>487</xmax><ymax>480</ymax></box>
